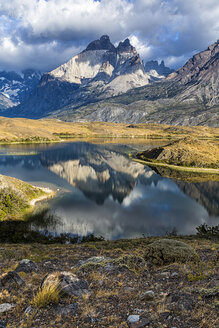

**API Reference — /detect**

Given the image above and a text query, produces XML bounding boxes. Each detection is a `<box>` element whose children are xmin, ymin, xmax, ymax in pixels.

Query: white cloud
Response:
<box><xmin>0</xmin><ymin>0</ymin><xmax>218</xmax><ymax>71</ymax></box>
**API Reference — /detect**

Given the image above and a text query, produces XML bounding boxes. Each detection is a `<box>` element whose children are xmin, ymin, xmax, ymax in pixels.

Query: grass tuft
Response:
<box><xmin>32</xmin><ymin>283</ymin><xmax>60</xmax><ymax>308</ymax></box>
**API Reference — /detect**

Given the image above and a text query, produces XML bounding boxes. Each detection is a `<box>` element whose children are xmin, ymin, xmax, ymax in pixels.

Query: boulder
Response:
<box><xmin>15</xmin><ymin>259</ymin><xmax>38</xmax><ymax>273</ymax></box>
<box><xmin>41</xmin><ymin>271</ymin><xmax>89</xmax><ymax>297</ymax></box>
<box><xmin>139</xmin><ymin>290</ymin><xmax>155</xmax><ymax>301</ymax></box>
<box><xmin>57</xmin><ymin>303</ymin><xmax>78</xmax><ymax>316</ymax></box>
<box><xmin>1</xmin><ymin>271</ymin><xmax>25</xmax><ymax>287</ymax></box>
<box><xmin>127</xmin><ymin>315</ymin><xmax>140</xmax><ymax>323</ymax></box>
<box><xmin>144</xmin><ymin>239</ymin><xmax>198</xmax><ymax>265</ymax></box>
<box><xmin>0</xmin><ymin>303</ymin><xmax>15</xmax><ymax>313</ymax></box>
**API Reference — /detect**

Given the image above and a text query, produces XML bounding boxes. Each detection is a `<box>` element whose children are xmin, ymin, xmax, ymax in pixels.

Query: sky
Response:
<box><xmin>0</xmin><ymin>0</ymin><xmax>218</xmax><ymax>73</ymax></box>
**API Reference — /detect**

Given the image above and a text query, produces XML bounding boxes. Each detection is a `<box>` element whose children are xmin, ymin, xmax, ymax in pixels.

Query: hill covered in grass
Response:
<box><xmin>0</xmin><ymin>174</ymin><xmax>48</xmax><ymax>220</ymax></box>
<box><xmin>137</xmin><ymin>137</ymin><xmax>219</xmax><ymax>169</ymax></box>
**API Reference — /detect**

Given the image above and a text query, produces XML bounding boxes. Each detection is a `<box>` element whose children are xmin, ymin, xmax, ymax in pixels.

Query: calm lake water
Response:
<box><xmin>0</xmin><ymin>141</ymin><xmax>218</xmax><ymax>240</ymax></box>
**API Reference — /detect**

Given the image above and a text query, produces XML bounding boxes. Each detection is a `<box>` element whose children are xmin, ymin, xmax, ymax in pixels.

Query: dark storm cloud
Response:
<box><xmin>0</xmin><ymin>0</ymin><xmax>218</xmax><ymax>72</ymax></box>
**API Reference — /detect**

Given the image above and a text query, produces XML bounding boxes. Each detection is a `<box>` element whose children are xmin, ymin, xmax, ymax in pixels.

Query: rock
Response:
<box><xmin>171</xmin><ymin>272</ymin><xmax>179</xmax><ymax>278</ymax></box>
<box><xmin>127</xmin><ymin>315</ymin><xmax>140</xmax><ymax>323</ymax></box>
<box><xmin>139</xmin><ymin>290</ymin><xmax>155</xmax><ymax>301</ymax></box>
<box><xmin>1</xmin><ymin>271</ymin><xmax>25</xmax><ymax>287</ymax></box>
<box><xmin>57</xmin><ymin>303</ymin><xmax>78</xmax><ymax>316</ymax></box>
<box><xmin>0</xmin><ymin>303</ymin><xmax>15</xmax><ymax>313</ymax></box>
<box><xmin>41</xmin><ymin>271</ymin><xmax>89</xmax><ymax>297</ymax></box>
<box><xmin>78</xmin><ymin>256</ymin><xmax>106</xmax><ymax>267</ymax></box>
<box><xmin>160</xmin><ymin>271</ymin><xmax>170</xmax><ymax>279</ymax></box>
<box><xmin>160</xmin><ymin>311</ymin><xmax>170</xmax><ymax>320</ymax></box>
<box><xmin>0</xmin><ymin>320</ymin><xmax>6</xmax><ymax>328</ymax></box>
<box><xmin>144</xmin><ymin>239</ymin><xmax>198</xmax><ymax>265</ymax></box>
<box><xmin>15</xmin><ymin>259</ymin><xmax>38</xmax><ymax>273</ymax></box>
<box><xmin>130</xmin><ymin>317</ymin><xmax>150</xmax><ymax>327</ymax></box>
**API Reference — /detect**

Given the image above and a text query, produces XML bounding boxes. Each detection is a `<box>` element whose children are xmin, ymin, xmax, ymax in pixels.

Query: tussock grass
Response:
<box><xmin>32</xmin><ymin>283</ymin><xmax>60</xmax><ymax>308</ymax></box>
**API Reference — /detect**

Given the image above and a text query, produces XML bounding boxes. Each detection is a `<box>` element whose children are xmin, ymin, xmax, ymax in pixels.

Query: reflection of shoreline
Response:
<box><xmin>42</xmin><ymin>145</ymin><xmax>160</xmax><ymax>204</ymax></box>
<box><xmin>38</xmin><ymin>179</ymin><xmax>217</xmax><ymax>240</ymax></box>
<box><xmin>149</xmin><ymin>166</ymin><xmax>219</xmax><ymax>182</ymax></box>
<box><xmin>175</xmin><ymin>181</ymin><xmax>219</xmax><ymax>216</ymax></box>
<box><xmin>0</xmin><ymin>141</ymin><xmax>218</xmax><ymax>240</ymax></box>
<box><xmin>132</xmin><ymin>157</ymin><xmax>219</xmax><ymax>177</ymax></box>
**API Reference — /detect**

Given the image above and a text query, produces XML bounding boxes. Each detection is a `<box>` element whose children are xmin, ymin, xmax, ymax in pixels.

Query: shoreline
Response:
<box><xmin>131</xmin><ymin>155</ymin><xmax>219</xmax><ymax>175</ymax></box>
<box><xmin>29</xmin><ymin>186</ymin><xmax>55</xmax><ymax>206</ymax></box>
<box><xmin>0</xmin><ymin>135</ymin><xmax>219</xmax><ymax>146</ymax></box>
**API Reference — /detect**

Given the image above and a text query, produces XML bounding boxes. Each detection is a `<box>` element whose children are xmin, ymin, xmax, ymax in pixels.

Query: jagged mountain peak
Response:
<box><xmin>144</xmin><ymin>60</ymin><xmax>174</xmax><ymax>78</ymax></box>
<box><xmin>84</xmin><ymin>35</ymin><xmax>116</xmax><ymax>52</ymax></box>
<box><xmin>49</xmin><ymin>34</ymin><xmax>148</xmax><ymax>87</ymax></box>
<box><xmin>116</xmin><ymin>38</ymin><xmax>135</xmax><ymax>53</ymax></box>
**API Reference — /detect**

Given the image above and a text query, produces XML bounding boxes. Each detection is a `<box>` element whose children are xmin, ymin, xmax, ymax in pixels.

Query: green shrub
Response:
<box><xmin>144</xmin><ymin>239</ymin><xmax>198</xmax><ymax>266</ymax></box>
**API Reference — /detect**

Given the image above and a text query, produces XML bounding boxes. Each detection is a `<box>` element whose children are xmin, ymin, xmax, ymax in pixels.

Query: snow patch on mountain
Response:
<box><xmin>0</xmin><ymin>69</ymin><xmax>42</xmax><ymax>105</ymax></box>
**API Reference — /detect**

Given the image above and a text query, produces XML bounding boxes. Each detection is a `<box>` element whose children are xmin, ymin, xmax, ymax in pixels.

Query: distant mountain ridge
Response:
<box><xmin>1</xmin><ymin>38</ymin><xmax>218</xmax><ymax>126</ymax></box>
<box><xmin>144</xmin><ymin>60</ymin><xmax>174</xmax><ymax>78</ymax></box>
<box><xmin>49</xmin><ymin>39</ymin><xmax>218</xmax><ymax>126</ymax></box>
<box><xmin>0</xmin><ymin>69</ymin><xmax>41</xmax><ymax>106</ymax></box>
<box><xmin>3</xmin><ymin>35</ymin><xmax>170</xmax><ymax>118</ymax></box>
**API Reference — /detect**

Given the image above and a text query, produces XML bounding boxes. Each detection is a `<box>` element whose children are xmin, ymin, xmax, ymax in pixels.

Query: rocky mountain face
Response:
<box><xmin>0</xmin><ymin>69</ymin><xmax>41</xmax><ymax>105</ymax></box>
<box><xmin>0</xmin><ymin>92</ymin><xmax>13</xmax><ymax>110</ymax></box>
<box><xmin>168</xmin><ymin>40</ymin><xmax>219</xmax><ymax>107</ymax></box>
<box><xmin>46</xmin><ymin>35</ymin><xmax>148</xmax><ymax>92</ymax></box>
<box><xmin>4</xmin><ymin>35</ymin><xmax>156</xmax><ymax>118</ymax></box>
<box><xmin>1</xmin><ymin>38</ymin><xmax>218</xmax><ymax>126</ymax></box>
<box><xmin>51</xmin><ymin>40</ymin><xmax>218</xmax><ymax>126</ymax></box>
<box><xmin>144</xmin><ymin>60</ymin><xmax>174</xmax><ymax>79</ymax></box>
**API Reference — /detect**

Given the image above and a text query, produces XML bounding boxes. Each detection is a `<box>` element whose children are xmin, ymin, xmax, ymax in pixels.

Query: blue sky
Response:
<box><xmin>0</xmin><ymin>0</ymin><xmax>218</xmax><ymax>72</ymax></box>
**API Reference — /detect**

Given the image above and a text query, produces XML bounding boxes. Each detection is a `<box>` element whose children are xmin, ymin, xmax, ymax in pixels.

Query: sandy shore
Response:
<box><xmin>29</xmin><ymin>187</ymin><xmax>54</xmax><ymax>206</ymax></box>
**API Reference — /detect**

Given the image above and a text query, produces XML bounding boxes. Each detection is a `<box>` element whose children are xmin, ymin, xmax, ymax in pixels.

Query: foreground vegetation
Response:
<box><xmin>0</xmin><ymin>175</ymin><xmax>52</xmax><ymax>221</ymax></box>
<box><xmin>0</xmin><ymin>234</ymin><xmax>218</xmax><ymax>328</ymax></box>
<box><xmin>0</xmin><ymin>116</ymin><xmax>219</xmax><ymax>144</ymax></box>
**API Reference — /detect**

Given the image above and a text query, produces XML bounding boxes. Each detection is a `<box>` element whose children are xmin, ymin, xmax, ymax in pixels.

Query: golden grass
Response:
<box><xmin>135</xmin><ymin>137</ymin><xmax>219</xmax><ymax>171</ymax></box>
<box><xmin>32</xmin><ymin>283</ymin><xmax>60</xmax><ymax>308</ymax></box>
<box><xmin>0</xmin><ymin>116</ymin><xmax>219</xmax><ymax>143</ymax></box>
<box><xmin>132</xmin><ymin>157</ymin><xmax>219</xmax><ymax>174</ymax></box>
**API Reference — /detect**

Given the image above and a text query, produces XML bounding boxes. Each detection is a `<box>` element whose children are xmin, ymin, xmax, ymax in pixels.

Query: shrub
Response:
<box><xmin>144</xmin><ymin>239</ymin><xmax>198</xmax><ymax>266</ymax></box>
<box><xmin>112</xmin><ymin>255</ymin><xmax>146</xmax><ymax>274</ymax></box>
<box><xmin>196</xmin><ymin>223</ymin><xmax>219</xmax><ymax>238</ymax></box>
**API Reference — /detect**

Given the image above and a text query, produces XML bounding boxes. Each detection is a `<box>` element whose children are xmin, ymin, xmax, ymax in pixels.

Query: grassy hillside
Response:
<box><xmin>136</xmin><ymin>137</ymin><xmax>219</xmax><ymax>169</ymax></box>
<box><xmin>0</xmin><ymin>116</ymin><xmax>219</xmax><ymax>143</ymax></box>
<box><xmin>0</xmin><ymin>174</ymin><xmax>48</xmax><ymax>220</ymax></box>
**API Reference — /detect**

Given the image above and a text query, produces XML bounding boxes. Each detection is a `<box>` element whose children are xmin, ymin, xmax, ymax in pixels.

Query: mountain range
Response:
<box><xmin>0</xmin><ymin>36</ymin><xmax>218</xmax><ymax>126</ymax></box>
<box><xmin>0</xmin><ymin>69</ymin><xmax>41</xmax><ymax>105</ymax></box>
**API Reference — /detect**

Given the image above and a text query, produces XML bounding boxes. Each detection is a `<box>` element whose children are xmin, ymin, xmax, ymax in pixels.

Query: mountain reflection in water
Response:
<box><xmin>0</xmin><ymin>142</ymin><xmax>218</xmax><ymax>239</ymax></box>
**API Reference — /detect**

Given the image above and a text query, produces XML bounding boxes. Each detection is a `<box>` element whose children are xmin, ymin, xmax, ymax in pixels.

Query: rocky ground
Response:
<box><xmin>0</xmin><ymin>236</ymin><xmax>218</xmax><ymax>328</ymax></box>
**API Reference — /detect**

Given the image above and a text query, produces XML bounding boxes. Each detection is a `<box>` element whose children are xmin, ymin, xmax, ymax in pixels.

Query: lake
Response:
<box><xmin>0</xmin><ymin>140</ymin><xmax>218</xmax><ymax>240</ymax></box>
